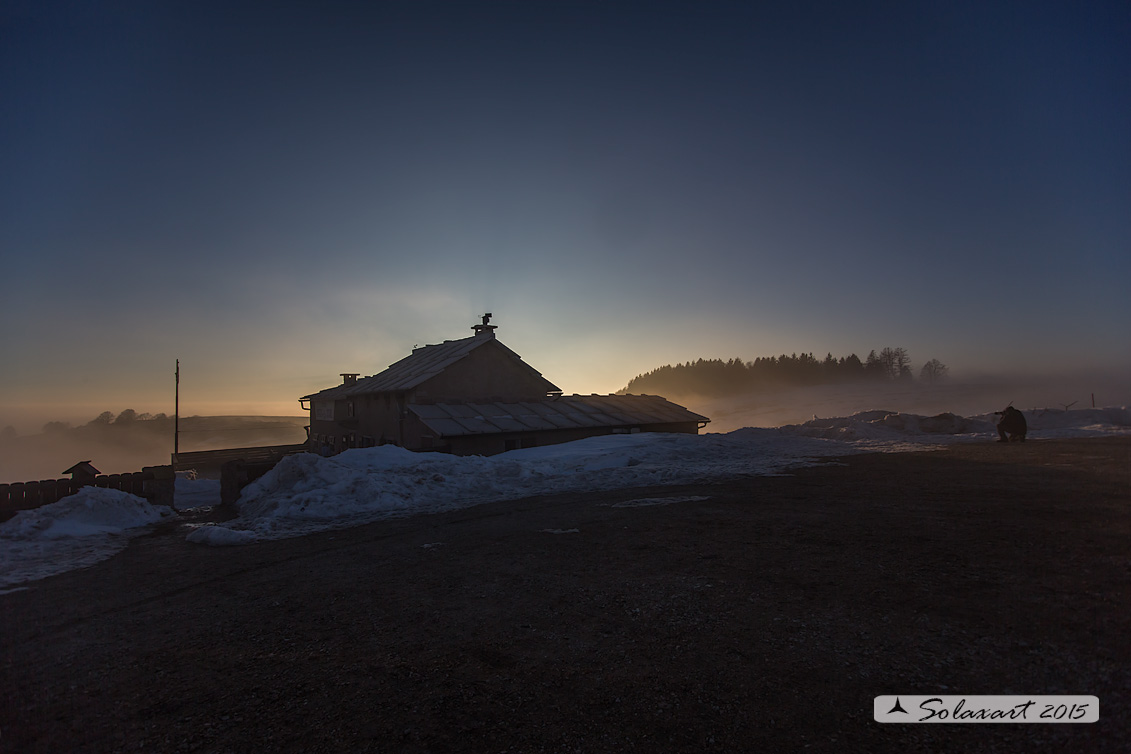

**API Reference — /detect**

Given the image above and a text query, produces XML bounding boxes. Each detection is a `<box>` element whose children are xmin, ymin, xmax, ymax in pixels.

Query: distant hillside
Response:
<box><xmin>0</xmin><ymin>412</ymin><xmax>308</xmax><ymax>484</ymax></box>
<box><xmin>175</xmin><ymin>415</ymin><xmax>309</xmax><ymax>451</ymax></box>
<box><xmin>620</xmin><ymin>349</ymin><xmax>947</xmax><ymax>398</ymax></box>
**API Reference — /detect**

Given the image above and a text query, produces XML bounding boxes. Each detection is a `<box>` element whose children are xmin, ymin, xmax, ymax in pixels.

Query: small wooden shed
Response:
<box><xmin>62</xmin><ymin>461</ymin><xmax>101</xmax><ymax>482</ymax></box>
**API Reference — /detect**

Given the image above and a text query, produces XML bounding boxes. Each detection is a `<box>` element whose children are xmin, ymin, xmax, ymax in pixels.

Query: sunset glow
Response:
<box><xmin>2</xmin><ymin>1</ymin><xmax>1128</xmax><ymax>432</ymax></box>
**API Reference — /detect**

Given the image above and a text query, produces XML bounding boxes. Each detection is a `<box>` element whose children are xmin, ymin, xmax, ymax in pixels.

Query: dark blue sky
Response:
<box><xmin>2</xmin><ymin>1</ymin><xmax>1129</xmax><ymax>421</ymax></box>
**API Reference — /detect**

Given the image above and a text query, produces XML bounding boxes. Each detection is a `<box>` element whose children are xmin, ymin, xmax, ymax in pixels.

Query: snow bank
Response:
<box><xmin>216</xmin><ymin>431</ymin><xmax>843</xmax><ymax>542</ymax></box>
<box><xmin>0</xmin><ymin>488</ymin><xmax>173</xmax><ymax>589</ymax></box>
<box><xmin>1</xmin><ymin>487</ymin><xmax>171</xmax><ymax>540</ymax></box>
<box><xmin>195</xmin><ymin>406</ymin><xmax>1130</xmax><ymax>545</ymax></box>
<box><xmin>778</xmin><ymin>407</ymin><xmax>1131</xmax><ymax>447</ymax></box>
<box><xmin>771</xmin><ymin>410</ymin><xmax>993</xmax><ymax>448</ymax></box>
<box><xmin>1015</xmin><ymin>406</ymin><xmax>1131</xmax><ymax>435</ymax></box>
<box><xmin>3</xmin><ymin>407</ymin><xmax>1127</xmax><ymax>583</ymax></box>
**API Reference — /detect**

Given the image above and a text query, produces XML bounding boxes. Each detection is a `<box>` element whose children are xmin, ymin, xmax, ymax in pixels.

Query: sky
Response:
<box><xmin>2</xmin><ymin>0</ymin><xmax>1129</xmax><ymax>429</ymax></box>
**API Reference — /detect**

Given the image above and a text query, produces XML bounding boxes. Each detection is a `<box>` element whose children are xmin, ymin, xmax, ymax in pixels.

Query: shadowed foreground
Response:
<box><xmin>2</xmin><ymin>438</ymin><xmax>1129</xmax><ymax>753</ymax></box>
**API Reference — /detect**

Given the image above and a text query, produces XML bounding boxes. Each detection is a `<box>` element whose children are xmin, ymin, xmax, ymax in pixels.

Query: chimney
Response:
<box><xmin>472</xmin><ymin>312</ymin><xmax>497</xmax><ymax>338</ymax></box>
<box><xmin>341</xmin><ymin>373</ymin><xmax>359</xmax><ymax>386</ymax></box>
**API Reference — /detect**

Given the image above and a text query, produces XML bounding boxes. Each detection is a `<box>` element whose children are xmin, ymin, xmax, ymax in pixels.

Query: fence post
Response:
<box><xmin>10</xmin><ymin>482</ymin><xmax>25</xmax><ymax>509</ymax></box>
<box><xmin>27</xmin><ymin>481</ymin><xmax>43</xmax><ymax>508</ymax></box>
<box><xmin>39</xmin><ymin>479</ymin><xmax>59</xmax><ymax>507</ymax></box>
<box><xmin>142</xmin><ymin>465</ymin><xmax>176</xmax><ymax>509</ymax></box>
<box><xmin>220</xmin><ymin>460</ymin><xmax>247</xmax><ymax>509</ymax></box>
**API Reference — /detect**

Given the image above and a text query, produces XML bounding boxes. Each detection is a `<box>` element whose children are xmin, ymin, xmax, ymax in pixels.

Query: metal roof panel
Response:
<box><xmin>408</xmin><ymin>395</ymin><xmax>708</xmax><ymax>438</ymax></box>
<box><xmin>302</xmin><ymin>334</ymin><xmax>561</xmax><ymax>401</ymax></box>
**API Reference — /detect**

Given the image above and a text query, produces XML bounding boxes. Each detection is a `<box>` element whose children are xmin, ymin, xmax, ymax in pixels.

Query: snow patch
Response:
<box><xmin>1</xmin><ymin>487</ymin><xmax>171</xmax><ymax>540</ymax></box>
<box><xmin>174</xmin><ymin>477</ymin><xmax>221</xmax><ymax>510</ymax></box>
<box><xmin>3</xmin><ymin>407</ymin><xmax>1127</xmax><ymax>585</ymax></box>
<box><xmin>0</xmin><ymin>487</ymin><xmax>173</xmax><ymax>589</ymax></box>
<box><xmin>179</xmin><ymin>406</ymin><xmax>1130</xmax><ymax>546</ymax></box>
<box><xmin>211</xmin><ymin>431</ymin><xmax>839</xmax><ymax>543</ymax></box>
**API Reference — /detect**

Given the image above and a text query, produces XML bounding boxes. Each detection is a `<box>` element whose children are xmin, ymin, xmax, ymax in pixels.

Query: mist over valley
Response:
<box><xmin>618</xmin><ymin>350</ymin><xmax>1129</xmax><ymax>433</ymax></box>
<box><xmin>3</xmin><ymin>350</ymin><xmax>1125</xmax><ymax>484</ymax></box>
<box><xmin>0</xmin><ymin>413</ymin><xmax>307</xmax><ymax>484</ymax></box>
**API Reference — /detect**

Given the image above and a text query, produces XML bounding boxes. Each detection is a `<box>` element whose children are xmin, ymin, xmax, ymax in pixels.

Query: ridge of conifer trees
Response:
<box><xmin>620</xmin><ymin>348</ymin><xmax>947</xmax><ymax>397</ymax></box>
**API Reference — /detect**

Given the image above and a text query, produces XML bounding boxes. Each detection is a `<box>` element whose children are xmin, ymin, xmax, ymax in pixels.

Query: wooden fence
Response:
<box><xmin>0</xmin><ymin>444</ymin><xmax>310</xmax><ymax>522</ymax></box>
<box><xmin>173</xmin><ymin>443</ymin><xmax>309</xmax><ymax>476</ymax></box>
<box><xmin>0</xmin><ymin>466</ymin><xmax>175</xmax><ymax>521</ymax></box>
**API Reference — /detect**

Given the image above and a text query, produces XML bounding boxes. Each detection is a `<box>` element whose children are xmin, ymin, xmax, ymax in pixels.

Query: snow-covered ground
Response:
<box><xmin>3</xmin><ymin>407</ymin><xmax>1129</xmax><ymax>589</ymax></box>
<box><xmin>174</xmin><ymin>476</ymin><xmax>224</xmax><ymax>510</ymax></box>
<box><xmin>0</xmin><ymin>487</ymin><xmax>174</xmax><ymax>592</ymax></box>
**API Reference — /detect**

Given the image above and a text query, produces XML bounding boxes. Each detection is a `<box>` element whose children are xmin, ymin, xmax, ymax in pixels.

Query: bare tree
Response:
<box><xmin>897</xmin><ymin>349</ymin><xmax>913</xmax><ymax>380</ymax></box>
<box><xmin>878</xmin><ymin>347</ymin><xmax>912</xmax><ymax>380</ymax></box>
<box><xmin>920</xmin><ymin>358</ymin><xmax>949</xmax><ymax>383</ymax></box>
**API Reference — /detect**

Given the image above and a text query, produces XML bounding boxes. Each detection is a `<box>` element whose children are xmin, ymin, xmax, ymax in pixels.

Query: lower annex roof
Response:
<box><xmin>408</xmin><ymin>394</ymin><xmax>709</xmax><ymax>437</ymax></box>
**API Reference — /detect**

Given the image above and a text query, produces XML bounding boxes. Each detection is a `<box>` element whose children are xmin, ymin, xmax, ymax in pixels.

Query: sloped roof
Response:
<box><xmin>409</xmin><ymin>394</ymin><xmax>709</xmax><ymax>437</ymax></box>
<box><xmin>63</xmin><ymin>460</ymin><xmax>100</xmax><ymax>476</ymax></box>
<box><xmin>302</xmin><ymin>333</ymin><xmax>559</xmax><ymax>401</ymax></box>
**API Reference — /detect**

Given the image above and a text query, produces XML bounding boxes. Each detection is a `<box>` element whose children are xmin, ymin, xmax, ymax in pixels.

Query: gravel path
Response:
<box><xmin>3</xmin><ymin>438</ymin><xmax>1129</xmax><ymax>753</ymax></box>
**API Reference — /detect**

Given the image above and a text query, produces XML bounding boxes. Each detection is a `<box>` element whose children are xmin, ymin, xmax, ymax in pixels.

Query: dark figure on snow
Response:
<box><xmin>995</xmin><ymin>406</ymin><xmax>1027</xmax><ymax>442</ymax></box>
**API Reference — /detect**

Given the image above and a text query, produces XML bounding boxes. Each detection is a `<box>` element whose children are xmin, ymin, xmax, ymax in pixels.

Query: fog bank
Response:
<box><xmin>0</xmin><ymin>416</ymin><xmax>308</xmax><ymax>485</ymax></box>
<box><xmin>679</xmin><ymin>373</ymin><xmax>1130</xmax><ymax>434</ymax></box>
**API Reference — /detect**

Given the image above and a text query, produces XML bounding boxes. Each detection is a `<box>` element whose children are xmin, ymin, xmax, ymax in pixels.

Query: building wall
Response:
<box><xmin>402</xmin><ymin>411</ymin><xmax>442</xmax><ymax>451</ymax></box>
<box><xmin>309</xmin><ymin>392</ymin><xmax>407</xmax><ymax>453</ymax></box>
<box><xmin>423</xmin><ymin>421</ymin><xmax>702</xmax><ymax>457</ymax></box>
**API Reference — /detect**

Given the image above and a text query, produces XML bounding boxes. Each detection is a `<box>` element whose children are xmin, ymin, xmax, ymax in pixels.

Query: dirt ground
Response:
<box><xmin>2</xmin><ymin>437</ymin><xmax>1129</xmax><ymax>753</ymax></box>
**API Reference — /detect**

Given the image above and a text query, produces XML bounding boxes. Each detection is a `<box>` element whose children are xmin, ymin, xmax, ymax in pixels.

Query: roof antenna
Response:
<box><xmin>472</xmin><ymin>312</ymin><xmax>497</xmax><ymax>338</ymax></box>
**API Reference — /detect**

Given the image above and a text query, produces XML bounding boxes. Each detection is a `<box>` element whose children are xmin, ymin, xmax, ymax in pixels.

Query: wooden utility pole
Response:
<box><xmin>174</xmin><ymin>359</ymin><xmax>180</xmax><ymax>465</ymax></box>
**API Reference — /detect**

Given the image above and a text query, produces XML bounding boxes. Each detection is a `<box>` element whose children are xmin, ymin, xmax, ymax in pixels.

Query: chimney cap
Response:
<box><xmin>472</xmin><ymin>312</ymin><xmax>497</xmax><ymax>337</ymax></box>
<box><xmin>340</xmin><ymin>373</ymin><xmax>360</xmax><ymax>385</ymax></box>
